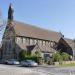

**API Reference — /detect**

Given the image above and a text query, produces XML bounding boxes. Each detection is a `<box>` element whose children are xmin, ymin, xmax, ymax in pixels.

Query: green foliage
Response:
<box><xmin>61</xmin><ymin>52</ymin><xmax>70</xmax><ymax>61</ymax></box>
<box><xmin>52</xmin><ymin>52</ymin><xmax>70</xmax><ymax>62</ymax></box>
<box><xmin>19</xmin><ymin>50</ymin><xmax>27</xmax><ymax>60</ymax></box>
<box><xmin>34</xmin><ymin>50</ymin><xmax>41</xmax><ymax>57</ymax></box>
<box><xmin>19</xmin><ymin>50</ymin><xmax>40</xmax><ymax>62</ymax></box>
<box><xmin>52</xmin><ymin>52</ymin><xmax>63</xmax><ymax>62</ymax></box>
<box><xmin>24</xmin><ymin>55</ymin><xmax>38</xmax><ymax>62</ymax></box>
<box><xmin>61</xmin><ymin>63</ymin><xmax>75</xmax><ymax>67</ymax></box>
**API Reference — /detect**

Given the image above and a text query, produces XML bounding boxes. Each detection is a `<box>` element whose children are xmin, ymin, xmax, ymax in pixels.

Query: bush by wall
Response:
<box><xmin>52</xmin><ymin>52</ymin><xmax>70</xmax><ymax>62</ymax></box>
<box><xmin>19</xmin><ymin>50</ymin><xmax>27</xmax><ymax>60</ymax></box>
<box><xmin>19</xmin><ymin>50</ymin><xmax>40</xmax><ymax>62</ymax></box>
<box><xmin>52</xmin><ymin>52</ymin><xmax>63</xmax><ymax>62</ymax></box>
<box><xmin>61</xmin><ymin>52</ymin><xmax>70</xmax><ymax>61</ymax></box>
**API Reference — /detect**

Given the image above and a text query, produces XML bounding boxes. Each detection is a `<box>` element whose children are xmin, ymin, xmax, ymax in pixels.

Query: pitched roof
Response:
<box><xmin>13</xmin><ymin>21</ymin><xmax>61</xmax><ymax>42</ymax></box>
<box><xmin>27</xmin><ymin>44</ymin><xmax>55</xmax><ymax>53</ymax></box>
<box><xmin>38</xmin><ymin>44</ymin><xmax>55</xmax><ymax>53</ymax></box>
<box><xmin>64</xmin><ymin>38</ymin><xmax>73</xmax><ymax>48</ymax></box>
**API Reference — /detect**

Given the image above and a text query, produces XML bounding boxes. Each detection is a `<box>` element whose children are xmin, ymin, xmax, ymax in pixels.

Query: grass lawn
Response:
<box><xmin>60</xmin><ymin>63</ymin><xmax>75</xmax><ymax>67</ymax></box>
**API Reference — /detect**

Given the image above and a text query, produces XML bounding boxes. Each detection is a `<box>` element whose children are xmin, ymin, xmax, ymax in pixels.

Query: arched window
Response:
<box><xmin>23</xmin><ymin>38</ymin><xmax>26</xmax><ymax>43</ymax></box>
<box><xmin>34</xmin><ymin>39</ymin><xmax>37</xmax><ymax>44</ymax></box>
<box><xmin>30</xmin><ymin>39</ymin><xmax>33</xmax><ymax>45</ymax></box>
<box><xmin>38</xmin><ymin>40</ymin><xmax>42</xmax><ymax>46</ymax></box>
<box><xmin>43</xmin><ymin>41</ymin><xmax>46</xmax><ymax>46</ymax></box>
<box><xmin>16</xmin><ymin>37</ymin><xmax>21</xmax><ymax>43</ymax></box>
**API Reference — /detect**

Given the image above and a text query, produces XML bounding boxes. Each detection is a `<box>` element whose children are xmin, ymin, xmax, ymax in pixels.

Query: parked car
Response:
<box><xmin>4</xmin><ymin>59</ymin><xmax>20</xmax><ymax>65</ymax></box>
<box><xmin>20</xmin><ymin>60</ymin><xmax>38</xmax><ymax>67</ymax></box>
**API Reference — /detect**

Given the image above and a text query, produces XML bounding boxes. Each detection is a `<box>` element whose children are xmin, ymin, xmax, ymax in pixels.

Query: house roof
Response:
<box><xmin>13</xmin><ymin>21</ymin><xmax>61</xmax><ymax>42</ymax></box>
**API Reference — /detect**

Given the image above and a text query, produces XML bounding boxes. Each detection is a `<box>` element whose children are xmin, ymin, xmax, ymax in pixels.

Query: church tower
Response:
<box><xmin>2</xmin><ymin>4</ymin><xmax>16</xmax><ymax>60</ymax></box>
<box><xmin>8</xmin><ymin>3</ymin><xmax>14</xmax><ymax>21</ymax></box>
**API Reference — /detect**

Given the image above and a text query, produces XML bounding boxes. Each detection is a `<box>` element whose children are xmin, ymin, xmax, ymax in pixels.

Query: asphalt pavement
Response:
<box><xmin>0</xmin><ymin>64</ymin><xmax>75</xmax><ymax>75</ymax></box>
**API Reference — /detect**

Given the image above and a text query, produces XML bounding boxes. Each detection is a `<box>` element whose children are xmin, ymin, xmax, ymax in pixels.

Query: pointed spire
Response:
<box><xmin>8</xmin><ymin>3</ymin><xmax>14</xmax><ymax>21</ymax></box>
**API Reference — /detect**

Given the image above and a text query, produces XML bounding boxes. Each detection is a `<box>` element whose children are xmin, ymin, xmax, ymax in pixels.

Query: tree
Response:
<box><xmin>0</xmin><ymin>11</ymin><xmax>5</xmax><ymax>32</ymax></box>
<box><xmin>0</xmin><ymin>10</ymin><xmax>6</xmax><ymax>43</ymax></box>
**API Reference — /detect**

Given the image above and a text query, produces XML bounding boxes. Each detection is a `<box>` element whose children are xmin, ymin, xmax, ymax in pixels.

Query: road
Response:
<box><xmin>0</xmin><ymin>64</ymin><xmax>75</xmax><ymax>75</ymax></box>
<box><xmin>32</xmin><ymin>65</ymin><xmax>75</xmax><ymax>75</ymax></box>
<box><xmin>0</xmin><ymin>64</ymin><xmax>48</xmax><ymax>75</ymax></box>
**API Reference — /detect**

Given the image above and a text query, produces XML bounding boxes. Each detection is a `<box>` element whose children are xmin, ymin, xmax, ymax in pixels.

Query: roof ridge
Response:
<box><xmin>14</xmin><ymin>20</ymin><xmax>59</xmax><ymax>34</ymax></box>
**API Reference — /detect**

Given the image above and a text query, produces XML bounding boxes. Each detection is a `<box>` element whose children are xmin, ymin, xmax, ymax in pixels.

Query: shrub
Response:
<box><xmin>61</xmin><ymin>52</ymin><xmax>70</xmax><ymax>61</ymax></box>
<box><xmin>24</xmin><ymin>55</ymin><xmax>38</xmax><ymax>62</ymax></box>
<box><xmin>35</xmin><ymin>51</ymin><xmax>41</xmax><ymax>57</ymax></box>
<box><xmin>19</xmin><ymin>49</ymin><xmax>42</xmax><ymax>64</ymax></box>
<box><xmin>52</xmin><ymin>52</ymin><xmax>63</xmax><ymax>62</ymax></box>
<box><xmin>19</xmin><ymin>50</ymin><xmax>39</xmax><ymax>62</ymax></box>
<box><xmin>19</xmin><ymin>50</ymin><xmax>27</xmax><ymax>60</ymax></box>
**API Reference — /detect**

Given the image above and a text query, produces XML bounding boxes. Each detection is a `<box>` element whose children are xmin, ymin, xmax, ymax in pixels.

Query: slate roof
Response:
<box><xmin>13</xmin><ymin>21</ymin><xmax>61</xmax><ymax>42</ymax></box>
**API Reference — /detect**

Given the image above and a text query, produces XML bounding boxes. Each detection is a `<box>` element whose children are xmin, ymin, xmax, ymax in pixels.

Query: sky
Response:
<box><xmin>0</xmin><ymin>0</ymin><xmax>75</xmax><ymax>42</ymax></box>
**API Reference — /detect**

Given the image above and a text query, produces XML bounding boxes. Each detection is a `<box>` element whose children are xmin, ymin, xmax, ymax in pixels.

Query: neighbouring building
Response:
<box><xmin>0</xmin><ymin>4</ymin><xmax>74</xmax><ymax>60</ymax></box>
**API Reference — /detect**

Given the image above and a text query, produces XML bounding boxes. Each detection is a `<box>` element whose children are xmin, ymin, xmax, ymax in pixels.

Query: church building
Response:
<box><xmin>0</xmin><ymin>4</ymin><xmax>74</xmax><ymax>60</ymax></box>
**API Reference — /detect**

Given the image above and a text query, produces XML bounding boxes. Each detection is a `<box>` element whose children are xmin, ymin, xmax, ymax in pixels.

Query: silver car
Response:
<box><xmin>4</xmin><ymin>59</ymin><xmax>20</xmax><ymax>65</ymax></box>
<box><xmin>20</xmin><ymin>60</ymin><xmax>38</xmax><ymax>67</ymax></box>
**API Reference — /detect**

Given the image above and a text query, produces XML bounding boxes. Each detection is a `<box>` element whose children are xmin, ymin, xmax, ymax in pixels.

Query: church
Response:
<box><xmin>0</xmin><ymin>4</ymin><xmax>74</xmax><ymax>60</ymax></box>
